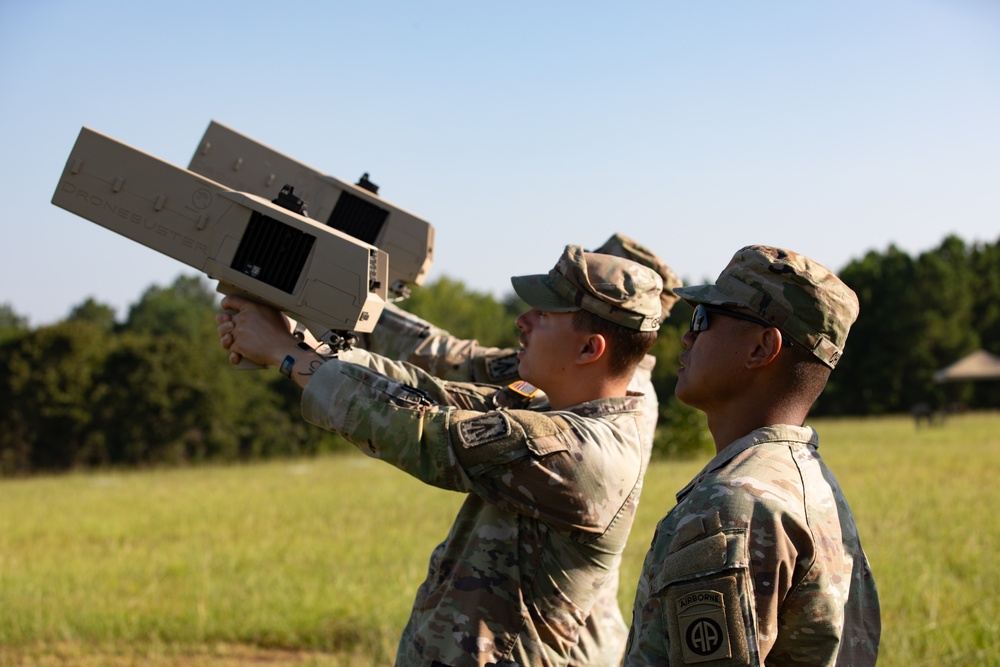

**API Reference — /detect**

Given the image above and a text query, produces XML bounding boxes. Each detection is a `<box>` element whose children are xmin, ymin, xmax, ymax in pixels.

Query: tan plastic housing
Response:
<box><xmin>188</xmin><ymin>121</ymin><xmax>434</xmax><ymax>294</ymax></box>
<box><xmin>52</xmin><ymin>127</ymin><xmax>389</xmax><ymax>341</ymax></box>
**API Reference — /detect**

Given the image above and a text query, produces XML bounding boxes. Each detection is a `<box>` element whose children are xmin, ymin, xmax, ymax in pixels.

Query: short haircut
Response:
<box><xmin>785</xmin><ymin>343</ymin><xmax>833</xmax><ymax>405</ymax></box>
<box><xmin>572</xmin><ymin>309</ymin><xmax>657</xmax><ymax>378</ymax></box>
<box><xmin>727</xmin><ymin>317</ymin><xmax>832</xmax><ymax>404</ymax></box>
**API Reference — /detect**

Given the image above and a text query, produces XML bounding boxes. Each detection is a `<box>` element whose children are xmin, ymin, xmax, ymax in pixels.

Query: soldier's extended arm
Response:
<box><xmin>360</xmin><ymin>302</ymin><xmax>524</xmax><ymax>385</ymax></box>
<box><xmin>302</xmin><ymin>352</ymin><xmax>642</xmax><ymax>538</ymax></box>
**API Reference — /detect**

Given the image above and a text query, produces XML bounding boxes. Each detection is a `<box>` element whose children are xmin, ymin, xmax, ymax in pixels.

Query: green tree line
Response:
<box><xmin>2</xmin><ymin>235</ymin><xmax>998</xmax><ymax>474</ymax></box>
<box><xmin>822</xmin><ymin>235</ymin><xmax>1000</xmax><ymax>415</ymax></box>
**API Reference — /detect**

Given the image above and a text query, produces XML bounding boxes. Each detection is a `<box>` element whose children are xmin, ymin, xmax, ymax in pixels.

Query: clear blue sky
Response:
<box><xmin>2</xmin><ymin>0</ymin><xmax>998</xmax><ymax>326</ymax></box>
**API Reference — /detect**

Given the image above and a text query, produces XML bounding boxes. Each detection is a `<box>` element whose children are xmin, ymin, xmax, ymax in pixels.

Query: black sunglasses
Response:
<box><xmin>690</xmin><ymin>304</ymin><xmax>793</xmax><ymax>347</ymax></box>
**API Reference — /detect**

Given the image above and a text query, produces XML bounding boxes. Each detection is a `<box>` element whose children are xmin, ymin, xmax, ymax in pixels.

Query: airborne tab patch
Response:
<box><xmin>677</xmin><ymin>589</ymin><xmax>732</xmax><ymax>663</ymax></box>
<box><xmin>457</xmin><ymin>412</ymin><xmax>512</xmax><ymax>447</ymax></box>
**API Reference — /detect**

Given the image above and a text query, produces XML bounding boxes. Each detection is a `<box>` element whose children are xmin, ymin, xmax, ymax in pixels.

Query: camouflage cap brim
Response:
<box><xmin>672</xmin><ymin>284</ymin><xmax>749</xmax><ymax>308</ymax></box>
<box><xmin>510</xmin><ymin>274</ymin><xmax>581</xmax><ymax>313</ymax></box>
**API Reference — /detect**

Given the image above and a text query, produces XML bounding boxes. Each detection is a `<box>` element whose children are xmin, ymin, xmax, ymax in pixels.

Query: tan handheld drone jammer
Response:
<box><xmin>52</xmin><ymin>127</ymin><xmax>389</xmax><ymax>350</ymax></box>
<box><xmin>188</xmin><ymin>120</ymin><xmax>434</xmax><ymax>297</ymax></box>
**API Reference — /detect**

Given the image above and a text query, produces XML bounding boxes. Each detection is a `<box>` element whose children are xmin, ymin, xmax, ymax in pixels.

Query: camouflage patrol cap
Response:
<box><xmin>592</xmin><ymin>233</ymin><xmax>682</xmax><ymax>318</ymax></box>
<box><xmin>674</xmin><ymin>245</ymin><xmax>859</xmax><ymax>368</ymax></box>
<box><xmin>512</xmin><ymin>245</ymin><xmax>663</xmax><ymax>331</ymax></box>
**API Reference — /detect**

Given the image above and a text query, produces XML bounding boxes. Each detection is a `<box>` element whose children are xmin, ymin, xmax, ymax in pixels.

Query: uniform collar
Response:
<box><xmin>676</xmin><ymin>424</ymin><xmax>819</xmax><ymax>502</ymax></box>
<box><xmin>561</xmin><ymin>393</ymin><xmax>645</xmax><ymax>419</ymax></box>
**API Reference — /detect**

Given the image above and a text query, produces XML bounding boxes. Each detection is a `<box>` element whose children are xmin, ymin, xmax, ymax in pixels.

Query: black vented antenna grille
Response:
<box><xmin>326</xmin><ymin>192</ymin><xmax>388</xmax><ymax>246</ymax></box>
<box><xmin>231</xmin><ymin>212</ymin><xmax>315</xmax><ymax>294</ymax></box>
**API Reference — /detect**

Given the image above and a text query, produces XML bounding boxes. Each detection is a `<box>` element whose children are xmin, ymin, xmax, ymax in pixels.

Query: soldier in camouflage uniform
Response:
<box><xmin>355</xmin><ymin>234</ymin><xmax>682</xmax><ymax>667</ymax></box>
<box><xmin>361</xmin><ymin>233</ymin><xmax>681</xmax><ymax>453</ymax></box>
<box><xmin>218</xmin><ymin>244</ymin><xmax>663</xmax><ymax>667</ymax></box>
<box><xmin>623</xmin><ymin>246</ymin><xmax>881</xmax><ymax>666</ymax></box>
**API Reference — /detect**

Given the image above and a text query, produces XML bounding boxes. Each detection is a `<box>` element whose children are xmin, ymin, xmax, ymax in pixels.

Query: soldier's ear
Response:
<box><xmin>577</xmin><ymin>333</ymin><xmax>607</xmax><ymax>366</ymax></box>
<box><xmin>746</xmin><ymin>327</ymin><xmax>782</xmax><ymax>369</ymax></box>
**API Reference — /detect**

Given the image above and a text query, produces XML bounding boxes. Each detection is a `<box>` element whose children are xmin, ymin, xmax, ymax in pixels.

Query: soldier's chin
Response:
<box><xmin>516</xmin><ymin>361</ymin><xmax>537</xmax><ymax>386</ymax></box>
<box><xmin>673</xmin><ymin>377</ymin><xmax>695</xmax><ymax>407</ymax></box>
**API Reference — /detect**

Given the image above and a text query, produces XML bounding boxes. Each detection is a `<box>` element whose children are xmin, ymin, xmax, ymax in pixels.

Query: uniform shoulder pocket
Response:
<box><xmin>651</xmin><ymin>528</ymin><xmax>749</xmax><ymax>590</ymax></box>
<box><xmin>652</xmin><ymin>529</ymin><xmax>756</xmax><ymax>666</ymax></box>
<box><xmin>450</xmin><ymin>410</ymin><xmax>573</xmax><ymax>473</ymax></box>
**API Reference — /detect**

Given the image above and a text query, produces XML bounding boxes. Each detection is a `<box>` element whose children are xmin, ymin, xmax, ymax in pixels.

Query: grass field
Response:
<box><xmin>1</xmin><ymin>412</ymin><xmax>998</xmax><ymax>666</ymax></box>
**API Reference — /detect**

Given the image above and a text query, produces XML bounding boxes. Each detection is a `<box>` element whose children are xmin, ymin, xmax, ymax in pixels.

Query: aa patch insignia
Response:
<box><xmin>677</xmin><ymin>589</ymin><xmax>732</xmax><ymax>663</ymax></box>
<box><xmin>457</xmin><ymin>412</ymin><xmax>512</xmax><ymax>447</ymax></box>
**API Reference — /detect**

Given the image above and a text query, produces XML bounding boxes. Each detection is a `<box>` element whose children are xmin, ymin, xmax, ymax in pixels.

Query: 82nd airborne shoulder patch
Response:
<box><xmin>677</xmin><ymin>589</ymin><xmax>732</xmax><ymax>663</ymax></box>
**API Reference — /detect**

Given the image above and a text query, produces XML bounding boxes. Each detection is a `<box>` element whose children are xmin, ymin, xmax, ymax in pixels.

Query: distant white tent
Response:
<box><xmin>933</xmin><ymin>349</ymin><xmax>1000</xmax><ymax>383</ymax></box>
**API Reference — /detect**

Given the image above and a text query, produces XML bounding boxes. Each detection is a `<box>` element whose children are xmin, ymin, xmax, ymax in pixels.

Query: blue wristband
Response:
<box><xmin>279</xmin><ymin>355</ymin><xmax>296</xmax><ymax>378</ymax></box>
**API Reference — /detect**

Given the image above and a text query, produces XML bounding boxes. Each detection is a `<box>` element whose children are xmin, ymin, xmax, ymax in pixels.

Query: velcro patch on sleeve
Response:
<box><xmin>485</xmin><ymin>352</ymin><xmax>521</xmax><ymax>381</ymax></box>
<box><xmin>451</xmin><ymin>410</ymin><xmax>572</xmax><ymax>470</ymax></box>
<box><xmin>457</xmin><ymin>412</ymin><xmax>512</xmax><ymax>446</ymax></box>
<box><xmin>452</xmin><ymin>411</ymin><xmax>522</xmax><ymax>469</ymax></box>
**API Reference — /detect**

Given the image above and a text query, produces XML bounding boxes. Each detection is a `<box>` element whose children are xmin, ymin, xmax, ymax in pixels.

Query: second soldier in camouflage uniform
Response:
<box><xmin>624</xmin><ymin>246</ymin><xmax>881</xmax><ymax>666</ymax></box>
<box><xmin>218</xmin><ymin>244</ymin><xmax>664</xmax><ymax>667</ymax></box>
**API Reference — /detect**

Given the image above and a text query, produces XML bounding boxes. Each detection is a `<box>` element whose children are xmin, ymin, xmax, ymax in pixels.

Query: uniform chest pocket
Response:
<box><xmin>650</xmin><ymin>529</ymin><xmax>757</xmax><ymax>666</ymax></box>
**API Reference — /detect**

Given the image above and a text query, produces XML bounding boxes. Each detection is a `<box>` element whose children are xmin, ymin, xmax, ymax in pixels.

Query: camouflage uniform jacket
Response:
<box><xmin>301</xmin><ymin>347</ymin><xmax>649</xmax><ymax>667</ymax></box>
<box><xmin>360</xmin><ymin>302</ymin><xmax>660</xmax><ymax>665</ymax></box>
<box><xmin>624</xmin><ymin>425</ymin><xmax>880</xmax><ymax>666</ymax></box>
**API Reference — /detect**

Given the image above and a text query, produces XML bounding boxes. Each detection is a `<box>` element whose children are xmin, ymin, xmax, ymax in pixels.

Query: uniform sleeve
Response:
<box><xmin>356</xmin><ymin>301</ymin><xmax>435</xmax><ymax>361</ymax></box>
<box><xmin>301</xmin><ymin>355</ymin><xmax>473</xmax><ymax>492</ymax></box>
<box><xmin>446</xmin><ymin>408</ymin><xmax>643</xmax><ymax>537</ymax></box>
<box><xmin>302</xmin><ymin>357</ymin><xmax>641</xmax><ymax>535</ymax></box>
<box><xmin>360</xmin><ymin>301</ymin><xmax>523</xmax><ymax>385</ymax></box>
<box><xmin>763</xmin><ymin>451</ymin><xmax>873</xmax><ymax>664</ymax></box>
<box><xmin>336</xmin><ymin>347</ymin><xmax>492</xmax><ymax>410</ymax></box>
<box><xmin>624</xmin><ymin>512</ymin><xmax>757</xmax><ymax>666</ymax></box>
